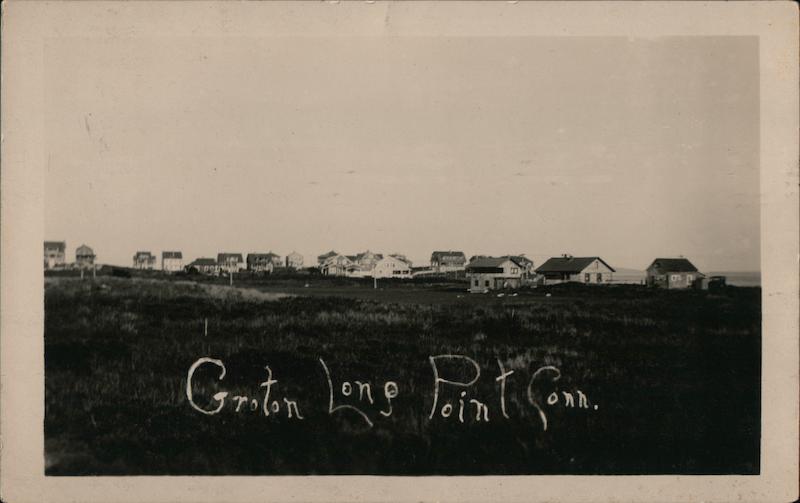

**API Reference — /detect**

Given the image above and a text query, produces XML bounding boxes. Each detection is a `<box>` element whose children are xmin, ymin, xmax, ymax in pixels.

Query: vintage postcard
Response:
<box><xmin>1</xmin><ymin>1</ymin><xmax>798</xmax><ymax>502</ymax></box>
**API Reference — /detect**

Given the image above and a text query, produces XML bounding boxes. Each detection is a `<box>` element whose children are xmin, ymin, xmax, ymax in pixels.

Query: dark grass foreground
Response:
<box><xmin>44</xmin><ymin>277</ymin><xmax>760</xmax><ymax>475</ymax></box>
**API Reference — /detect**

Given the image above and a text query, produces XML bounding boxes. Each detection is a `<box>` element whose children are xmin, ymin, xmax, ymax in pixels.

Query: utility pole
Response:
<box><xmin>229</xmin><ymin>269</ymin><xmax>233</xmax><ymax>287</ymax></box>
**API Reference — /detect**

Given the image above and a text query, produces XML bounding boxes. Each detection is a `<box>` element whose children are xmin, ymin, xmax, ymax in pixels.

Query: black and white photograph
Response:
<box><xmin>1</xmin><ymin>2</ymin><xmax>798</xmax><ymax>502</ymax></box>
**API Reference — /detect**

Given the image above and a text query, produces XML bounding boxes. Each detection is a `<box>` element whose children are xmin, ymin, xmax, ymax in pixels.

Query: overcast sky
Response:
<box><xmin>43</xmin><ymin>36</ymin><xmax>759</xmax><ymax>271</ymax></box>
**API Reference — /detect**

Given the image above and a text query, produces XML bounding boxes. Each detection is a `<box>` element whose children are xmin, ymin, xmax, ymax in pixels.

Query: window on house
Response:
<box><xmin>484</xmin><ymin>280</ymin><xmax>490</xmax><ymax>287</ymax></box>
<box><xmin>596</xmin><ymin>273</ymin><xmax>602</xmax><ymax>283</ymax></box>
<box><xmin>511</xmin><ymin>267</ymin><xmax>519</xmax><ymax>274</ymax></box>
<box><xmin>671</xmin><ymin>274</ymin><xmax>680</xmax><ymax>282</ymax></box>
<box><xmin>687</xmin><ymin>274</ymin><xmax>694</xmax><ymax>283</ymax></box>
<box><xmin>585</xmin><ymin>273</ymin><xmax>591</xmax><ymax>282</ymax></box>
<box><xmin>473</xmin><ymin>279</ymin><xmax>479</xmax><ymax>287</ymax></box>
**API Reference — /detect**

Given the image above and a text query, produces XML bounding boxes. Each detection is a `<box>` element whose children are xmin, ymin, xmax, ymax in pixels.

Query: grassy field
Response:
<box><xmin>44</xmin><ymin>275</ymin><xmax>761</xmax><ymax>475</ymax></box>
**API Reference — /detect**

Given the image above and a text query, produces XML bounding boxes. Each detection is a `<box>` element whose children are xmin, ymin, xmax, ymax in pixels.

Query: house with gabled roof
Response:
<box><xmin>535</xmin><ymin>254</ymin><xmax>615</xmax><ymax>284</ymax></box>
<box><xmin>430</xmin><ymin>251</ymin><xmax>467</xmax><ymax>273</ymax></box>
<box><xmin>466</xmin><ymin>256</ymin><xmax>525</xmax><ymax>293</ymax></box>
<box><xmin>247</xmin><ymin>252</ymin><xmax>281</xmax><ymax>273</ymax></box>
<box><xmin>373</xmin><ymin>254</ymin><xmax>413</xmax><ymax>279</ymax></box>
<box><xmin>187</xmin><ymin>258</ymin><xmax>219</xmax><ymax>275</ymax></box>
<box><xmin>286</xmin><ymin>251</ymin><xmax>304</xmax><ymax>270</ymax></box>
<box><xmin>504</xmin><ymin>255</ymin><xmax>534</xmax><ymax>278</ymax></box>
<box><xmin>351</xmin><ymin>250</ymin><xmax>383</xmax><ymax>274</ymax></box>
<box><xmin>320</xmin><ymin>253</ymin><xmax>358</xmax><ymax>277</ymax></box>
<box><xmin>646</xmin><ymin>258</ymin><xmax>704</xmax><ymax>289</ymax></box>
<box><xmin>317</xmin><ymin>250</ymin><xmax>338</xmax><ymax>266</ymax></box>
<box><xmin>217</xmin><ymin>253</ymin><xmax>244</xmax><ymax>273</ymax></box>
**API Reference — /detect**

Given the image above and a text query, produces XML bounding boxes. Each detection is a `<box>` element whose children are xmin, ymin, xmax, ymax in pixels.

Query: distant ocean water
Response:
<box><xmin>708</xmin><ymin>271</ymin><xmax>761</xmax><ymax>287</ymax></box>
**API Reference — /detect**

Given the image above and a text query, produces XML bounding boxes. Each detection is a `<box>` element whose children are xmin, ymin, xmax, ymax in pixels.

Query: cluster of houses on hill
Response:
<box><xmin>132</xmin><ymin>251</ymin><xmax>184</xmax><ymax>272</ymax></box>
<box><xmin>44</xmin><ymin>241</ymin><xmax>713</xmax><ymax>291</ymax></box>
<box><xmin>185</xmin><ymin>251</ymin><xmax>305</xmax><ymax>275</ymax></box>
<box><xmin>44</xmin><ymin>241</ymin><xmax>96</xmax><ymax>270</ymax></box>
<box><xmin>316</xmin><ymin>250</ymin><xmax>413</xmax><ymax>278</ymax></box>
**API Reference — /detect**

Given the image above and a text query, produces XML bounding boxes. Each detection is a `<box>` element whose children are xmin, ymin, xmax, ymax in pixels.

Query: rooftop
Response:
<box><xmin>648</xmin><ymin>258</ymin><xmax>699</xmax><ymax>274</ymax></box>
<box><xmin>535</xmin><ymin>256</ymin><xmax>615</xmax><ymax>273</ymax></box>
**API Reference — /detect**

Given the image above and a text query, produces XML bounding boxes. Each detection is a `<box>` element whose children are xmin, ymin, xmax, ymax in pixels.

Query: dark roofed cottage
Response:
<box><xmin>187</xmin><ymin>258</ymin><xmax>219</xmax><ymax>275</ymax></box>
<box><xmin>646</xmin><ymin>258</ymin><xmax>704</xmax><ymax>289</ymax></box>
<box><xmin>535</xmin><ymin>255</ymin><xmax>615</xmax><ymax>284</ymax></box>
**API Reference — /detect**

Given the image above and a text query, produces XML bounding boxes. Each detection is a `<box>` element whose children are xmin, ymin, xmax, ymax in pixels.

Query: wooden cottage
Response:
<box><xmin>646</xmin><ymin>258</ymin><xmax>704</xmax><ymax>289</ymax></box>
<box><xmin>466</xmin><ymin>257</ymin><xmax>525</xmax><ymax>293</ymax></box>
<box><xmin>535</xmin><ymin>255</ymin><xmax>615</xmax><ymax>284</ymax></box>
<box><xmin>373</xmin><ymin>255</ymin><xmax>413</xmax><ymax>279</ymax></box>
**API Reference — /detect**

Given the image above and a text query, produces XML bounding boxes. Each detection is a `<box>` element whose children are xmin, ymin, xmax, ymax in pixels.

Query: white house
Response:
<box><xmin>430</xmin><ymin>251</ymin><xmax>467</xmax><ymax>273</ymax></box>
<box><xmin>286</xmin><ymin>251</ymin><xmax>304</xmax><ymax>270</ymax></box>
<box><xmin>321</xmin><ymin>254</ymin><xmax>358</xmax><ymax>276</ymax></box>
<box><xmin>350</xmin><ymin>250</ymin><xmax>383</xmax><ymax>276</ymax></box>
<box><xmin>217</xmin><ymin>253</ymin><xmax>245</xmax><ymax>273</ymax></box>
<box><xmin>133</xmin><ymin>251</ymin><xmax>157</xmax><ymax>270</ymax></box>
<box><xmin>372</xmin><ymin>255</ymin><xmax>413</xmax><ymax>279</ymax></box>
<box><xmin>162</xmin><ymin>251</ymin><xmax>183</xmax><ymax>272</ymax></box>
